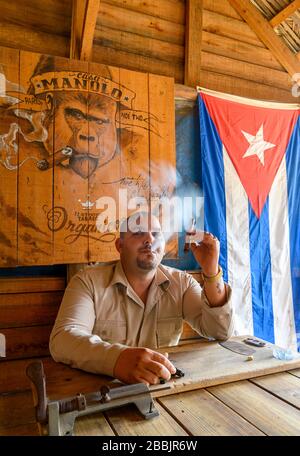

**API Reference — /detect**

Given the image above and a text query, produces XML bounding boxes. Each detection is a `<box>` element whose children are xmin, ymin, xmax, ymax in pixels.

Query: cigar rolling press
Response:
<box><xmin>26</xmin><ymin>360</ymin><xmax>169</xmax><ymax>436</ymax></box>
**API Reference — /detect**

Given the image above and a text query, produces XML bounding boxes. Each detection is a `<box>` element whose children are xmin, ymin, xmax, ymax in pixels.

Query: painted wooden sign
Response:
<box><xmin>0</xmin><ymin>46</ymin><xmax>176</xmax><ymax>266</ymax></box>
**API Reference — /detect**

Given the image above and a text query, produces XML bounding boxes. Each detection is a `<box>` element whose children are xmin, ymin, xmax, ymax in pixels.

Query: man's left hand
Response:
<box><xmin>190</xmin><ymin>232</ymin><xmax>220</xmax><ymax>276</ymax></box>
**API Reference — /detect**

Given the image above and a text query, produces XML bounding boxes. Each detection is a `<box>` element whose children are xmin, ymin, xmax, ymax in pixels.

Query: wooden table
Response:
<box><xmin>1</xmin><ymin>337</ymin><xmax>300</xmax><ymax>436</ymax></box>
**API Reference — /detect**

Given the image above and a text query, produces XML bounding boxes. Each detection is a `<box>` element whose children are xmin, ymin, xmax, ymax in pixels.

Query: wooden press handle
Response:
<box><xmin>26</xmin><ymin>360</ymin><xmax>48</xmax><ymax>424</ymax></box>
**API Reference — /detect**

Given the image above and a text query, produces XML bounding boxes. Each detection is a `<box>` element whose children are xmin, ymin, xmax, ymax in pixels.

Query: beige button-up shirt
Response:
<box><xmin>50</xmin><ymin>261</ymin><xmax>234</xmax><ymax>376</ymax></box>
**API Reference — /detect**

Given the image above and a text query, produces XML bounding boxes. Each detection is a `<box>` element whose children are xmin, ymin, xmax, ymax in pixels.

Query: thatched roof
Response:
<box><xmin>251</xmin><ymin>0</ymin><xmax>300</xmax><ymax>53</ymax></box>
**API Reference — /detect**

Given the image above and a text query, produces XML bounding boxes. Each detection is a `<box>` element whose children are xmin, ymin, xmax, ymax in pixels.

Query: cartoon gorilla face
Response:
<box><xmin>43</xmin><ymin>91</ymin><xmax>118</xmax><ymax>179</ymax></box>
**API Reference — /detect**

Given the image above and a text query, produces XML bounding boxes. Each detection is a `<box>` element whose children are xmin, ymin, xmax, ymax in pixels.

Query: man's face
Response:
<box><xmin>117</xmin><ymin>214</ymin><xmax>166</xmax><ymax>272</ymax></box>
<box><xmin>43</xmin><ymin>92</ymin><xmax>117</xmax><ymax>178</ymax></box>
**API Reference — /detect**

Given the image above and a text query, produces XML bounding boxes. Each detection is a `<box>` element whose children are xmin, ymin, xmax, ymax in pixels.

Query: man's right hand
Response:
<box><xmin>113</xmin><ymin>347</ymin><xmax>176</xmax><ymax>385</ymax></box>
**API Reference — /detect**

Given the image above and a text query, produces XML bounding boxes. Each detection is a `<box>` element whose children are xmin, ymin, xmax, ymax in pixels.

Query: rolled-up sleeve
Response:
<box><xmin>49</xmin><ymin>272</ymin><xmax>127</xmax><ymax>376</ymax></box>
<box><xmin>182</xmin><ymin>275</ymin><xmax>234</xmax><ymax>341</ymax></box>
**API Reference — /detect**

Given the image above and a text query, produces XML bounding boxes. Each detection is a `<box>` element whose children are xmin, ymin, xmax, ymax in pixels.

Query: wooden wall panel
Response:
<box><xmin>0</xmin><ymin>0</ymin><xmax>71</xmax><ymax>57</ymax></box>
<box><xmin>103</xmin><ymin>0</ymin><xmax>185</xmax><ymax>24</ymax></box>
<box><xmin>202</xmin><ymin>31</ymin><xmax>284</xmax><ymax>71</ymax></box>
<box><xmin>0</xmin><ymin>45</ymin><xmax>175</xmax><ymax>265</ymax></box>
<box><xmin>0</xmin><ymin>46</ymin><xmax>19</xmax><ymax>267</ymax></box>
<box><xmin>200</xmin><ymin>69</ymin><xmax>295</xmax><ymax>103</ymax></box>
<box><xmin>1</xmin><ymin>325</ymin><xmax>52</xmax><ymax>360</ymax></box>
<box><xmin>87</xmin><ymin>62</ymin><xmax>121</xmax><ymax>262</ymax></box>
<box><xmin>17</xmin><ymin>51</ymin><xmax>54</xmax><ymax>265</ymax></box>
<box><xmin>0</xmin><ymin>275</ymin><xmax>64</xmax><ymax>359</ymax></box>
<box><xmin>0</xmin><ymin>0</ymin><xmax>295</xmax><ymax>103</ymax></box>
<box><xmin>0</xmin><ymin>291</ymin><xmax>63</xmax><ymax>328</ymax></box>
<box><xmin>97</xmin><ymin>2</ymin><xmax>185</xmax><ymax>45</ymax></box>
<box><xmin>93</xmin><ymin>45</ymin><xmax>183</xmax><ymax>81</ymax></box>
<box><xmin>148</xmin><ymin>73</ymin><xmax>177</xmax><ymax>256</ymax></box>
<box><xmin>52</xmin><ymin>55</ymin><xmax>90</xmax><ymax>264</ymax></box>
<box><xmin>94</xmin><ymin>25</ymin><xmax>184</xmax><ymax>65</ymax></box>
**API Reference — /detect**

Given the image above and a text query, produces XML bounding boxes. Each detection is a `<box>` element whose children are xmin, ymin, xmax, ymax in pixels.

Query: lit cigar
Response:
<box><xmin>184</xmin><ymin>218</ymin><xmax>196</xmax><ymax>252</ymax></box>
<box><xmin>184</xmin><ymin>219</ymin><xmax>204</xmax><ymax>252</ymax></box>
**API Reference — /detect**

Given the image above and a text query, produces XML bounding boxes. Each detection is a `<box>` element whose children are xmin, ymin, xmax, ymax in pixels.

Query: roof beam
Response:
<box><xmin>270</xmin><ymin>0</ymin><xmax>300</xmax><ymax>28</ymax></box>
<box><xmin>228</xmin><ymin>0</ymin><xmax>300</xmax><ymax>79</ymax></box>
<box><xmin>184</xmin><ymin>0</ymin><xmax>203</xmax><ymax>87</ymax></box>
<box><xmin>70</xmin><ymin>0</ymin><xmax>100</xmax><ymax>61</ymax></box>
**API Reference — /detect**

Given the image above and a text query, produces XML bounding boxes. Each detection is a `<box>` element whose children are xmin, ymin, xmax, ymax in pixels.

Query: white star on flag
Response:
<box><xmin>241</xmin><ymin>124</ymin><xmax>276</xmax><ymax>166</ymax></box>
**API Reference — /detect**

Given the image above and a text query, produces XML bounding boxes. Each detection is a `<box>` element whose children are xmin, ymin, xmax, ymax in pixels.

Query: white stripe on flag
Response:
<box><xmin>269</xmin><ymin>156</ymin><xmax>297</xmax><ymax>351</ymax></box>
<box><xmin>223</xmin><ymin>145</ymin><xmax>253</xmax><ymax>336</ymax></box>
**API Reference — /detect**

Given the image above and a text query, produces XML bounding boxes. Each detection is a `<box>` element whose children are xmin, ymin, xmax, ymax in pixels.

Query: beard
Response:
<box><xmin>136</xmin><ymin>251</ymin><xmax>161</xmax><ymax>270</ymax></box>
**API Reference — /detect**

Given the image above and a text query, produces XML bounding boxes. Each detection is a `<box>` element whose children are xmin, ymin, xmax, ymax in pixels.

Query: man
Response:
<box><xmin>50</xmin><ymin>212</ymin><xmax>233</xmax><ymax>385</ymax></box>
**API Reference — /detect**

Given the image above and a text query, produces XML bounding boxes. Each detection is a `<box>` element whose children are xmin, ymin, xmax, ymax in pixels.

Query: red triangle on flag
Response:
<box><xmin>202</xmin><ymin>93</ymin><xmax>299</xmax><ymax>218</ymax></box>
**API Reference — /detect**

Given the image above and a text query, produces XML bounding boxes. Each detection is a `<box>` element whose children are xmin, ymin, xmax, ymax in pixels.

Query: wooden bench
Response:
<box><xmin>0</xmin><ymin>270</ymin><xmax>202</xmax><ymax>435</ymax></box>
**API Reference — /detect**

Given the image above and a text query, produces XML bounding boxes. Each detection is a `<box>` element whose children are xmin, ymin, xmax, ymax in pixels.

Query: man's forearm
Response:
<box><xmin>203</xmin><ymin>277</ymin><xmax>227</xmax><ymax>307</ymax></box>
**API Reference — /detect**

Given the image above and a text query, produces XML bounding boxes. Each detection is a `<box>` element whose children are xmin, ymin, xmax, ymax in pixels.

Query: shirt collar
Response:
<box><xmin>110</xmin><ymin>260</ymin><xmax>170</xmax><ymax>289</ymax></box>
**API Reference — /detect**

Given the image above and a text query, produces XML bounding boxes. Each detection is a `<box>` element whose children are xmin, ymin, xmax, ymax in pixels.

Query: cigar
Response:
<box><xmin>184</xmin><ymin>218</ymin><xmax>196</xmax><ymax>252</ymax></box>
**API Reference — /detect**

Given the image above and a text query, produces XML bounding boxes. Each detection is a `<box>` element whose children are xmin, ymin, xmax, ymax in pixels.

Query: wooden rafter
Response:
<box><xmin>184</xmin><ymin>0</ymin><xmax>203</xmax><ymax>87</ymax></box>
<box><xmin>270</xmin><ymin>0</ymin><xmax>300</xmax><ymax>28</ymax></box>
<box><xmin>228</xmin><ymin>0</ymin><xmax>300</xmax><ymax>80</ymax></box>
<box><xmin>70</xmin><ymin>0</ymin><xmax>100</xmax><ymax>61</ymax></box>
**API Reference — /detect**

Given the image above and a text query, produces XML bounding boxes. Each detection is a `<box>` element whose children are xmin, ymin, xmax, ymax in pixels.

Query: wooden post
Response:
<box><xmin>70</xmin><ymin>0</ymin><xmax>100</xmax><ymax>61</ymax></box>
<box><xmin>270</xmin><ymin>0</ymin><xmax>300</xmax><ymax>28</ymax></box>
<box><xmin>184</xmin><ymin>0</ymin><xmax>203</xmax><ymax>88</ymax></box>
<box><xmin>228</xmin><ymin>0</ymin><xmax>300</xmax><ymax>79</ymax></box>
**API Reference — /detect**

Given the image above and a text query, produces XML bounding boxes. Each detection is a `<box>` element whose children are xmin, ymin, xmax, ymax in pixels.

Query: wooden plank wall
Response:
<box><xmin>0</xmin><ymin>276</ymin><xmax>65</xmax><ymax>360</ymax></box>
<box><xmin>0</xmin><ymin>0</ymin><xmax>296</xmax><ymax>102</ymax></box>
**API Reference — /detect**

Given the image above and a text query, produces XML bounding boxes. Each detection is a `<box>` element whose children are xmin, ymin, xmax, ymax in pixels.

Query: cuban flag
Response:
<box><xmin>198</xmin><ymin>88</ymin><xmax>300</xmax><ymax>351</ymax></box>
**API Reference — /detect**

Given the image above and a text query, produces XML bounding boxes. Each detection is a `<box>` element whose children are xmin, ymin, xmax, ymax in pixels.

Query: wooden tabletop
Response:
<box><xmin>1</xmin><ymin>337</ymin><xmax>300</xmax><ymax>436</ymax></box>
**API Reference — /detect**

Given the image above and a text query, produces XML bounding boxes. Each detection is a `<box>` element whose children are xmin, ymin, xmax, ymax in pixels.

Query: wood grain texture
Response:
<box><xmin>249</xmin><ymin>372</ymin><xmax>300</xmax><ymax>409</ymax></box>
<box><xmin>0</xmin><ymin>0</ymin><xmax>71</xmax><ymax>37</ymax></box>
<box><xmin>93</xmin><ymin>25</ymin><xmax>184</xmax><ymax>64</ymax></box>
<box><xmin>203</xmin><ymin>0</ymin><xmax>241</xmax><ymax>20</ymax></box>
<box><xmin>202</xmin><ymin>31</ymin><xmax>284</xmax><ymax>71</ymax></box>
<box><xmin>289</xmin><ymin>368</ymin><xmax>300</xmax><ymax>378</ymax></box>
<box><xmin>201</xmin><ymin>51</ymin><xmax>291</xmax><ymax>90</ymax></box>
<box><xmin>104</xmin><ymin>400</ymin><xmax>188</xmax><ymax>436</ymax></box>
<box><xmin>103</xmin><ymin>0</ymin><xmax>185</xmax><ymax>24</ymax></box>
<box><xmin>0</xmin><ymin>276</ymin><xmax>65</xmax><ymax>293</ymax></box>
<box><xmin>207</xmin><ymin>380</ymin><xmax>300</xmax><ymax>436</ymax></box>
<box><xmin>0</xmin><ymin>325</ymin><xmax>52</xmax><ymax>360</ymax></box>
<box><xmin>0</xmin><ymin>23</ymin><xmax>69</xmax><ymax>57</ymax></box>
<box><xmin>70</xmin><ymin>0</ymin><xmax>100</xmax><ymax>61</ymax></box>
<box><xmin>75</xmin><ymin>412</ymin><xmax>115</xmax><ymax>436</ymax></box>
<box><xmin>17</xmin><ymin>50</ymin><xmax>55</xmax><ymax>265</ymax></box>
<box><xmin>93</xmin><ymin>44</ymin><xmax>183</xmax><ymax>81</ymax></box>
<box><xmin>185</xmin><ymin>0</ymin><xmax>203</xmax><ymax>87</ymax></box>
<box><xmin>151</xmin><ymin>337</ymin><xmax>300</xmax><ymax>398</ymax></box>
<box><xmin>158</xmin><ymin>389</ymin><xmax>265</xmax><ymax>435</ymax></box>
<box><xmin>0</xmin><ymin>291</ymin><xmax>62</xmax><ymax>328</ymax></box>
<box><xmin>0</xmin><ymin>46</ymin><xmax>19</xmax><ymax>267</ymax></box>
<box><xmin>52</xmin><ymin>55</ymin><xmax>90</xmax><ymax>264</ymax></box>
<box><xmin>0</xmin><ymin>390</ymin><xmax>36</xmax><ymax>428</ymax></box>
<box><xmin>202</xmin><ymin>9</ymin><xmax>265</xmax><ymax>48</ymax></box>
<box><xmin>0</xmin><ymin>356</ymin><xmax>112</xmax><ymax>396</ymax></box>
<box><xmin>97</xmin><ymin>2</ymin><xmax>185</xmax><ymax>45</ymax></box>
<box><xmin>200</xmin><ymin>69</ymin><xmax>296</xmax><ymax>102</ymax></box>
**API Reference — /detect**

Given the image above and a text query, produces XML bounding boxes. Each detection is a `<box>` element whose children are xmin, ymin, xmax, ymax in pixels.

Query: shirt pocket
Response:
<box><xmin>94</xmin><ymin>320</ymin><xmax>127</xmax><ymax>344</ymax></box>
<box><xmin>156</xmin><ymin>317</ymin><xmax>183</xmax><ymax>347</ymax></box>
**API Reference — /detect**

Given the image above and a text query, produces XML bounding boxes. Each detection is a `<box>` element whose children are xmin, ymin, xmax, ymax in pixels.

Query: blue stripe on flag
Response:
<box><xmin>285</xmin><ymin>116</ymin><xmax>300</xmax><ymax>351</ymax></box>
<box><xmin>198</xmin><ymin>95</ymin><xmax>228</xmax><ymax>282</ymax></box>
<box><xmin>248</xmin><ymin>199</ymin><xmax>274</xmax><ymax>342</ymax></box>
